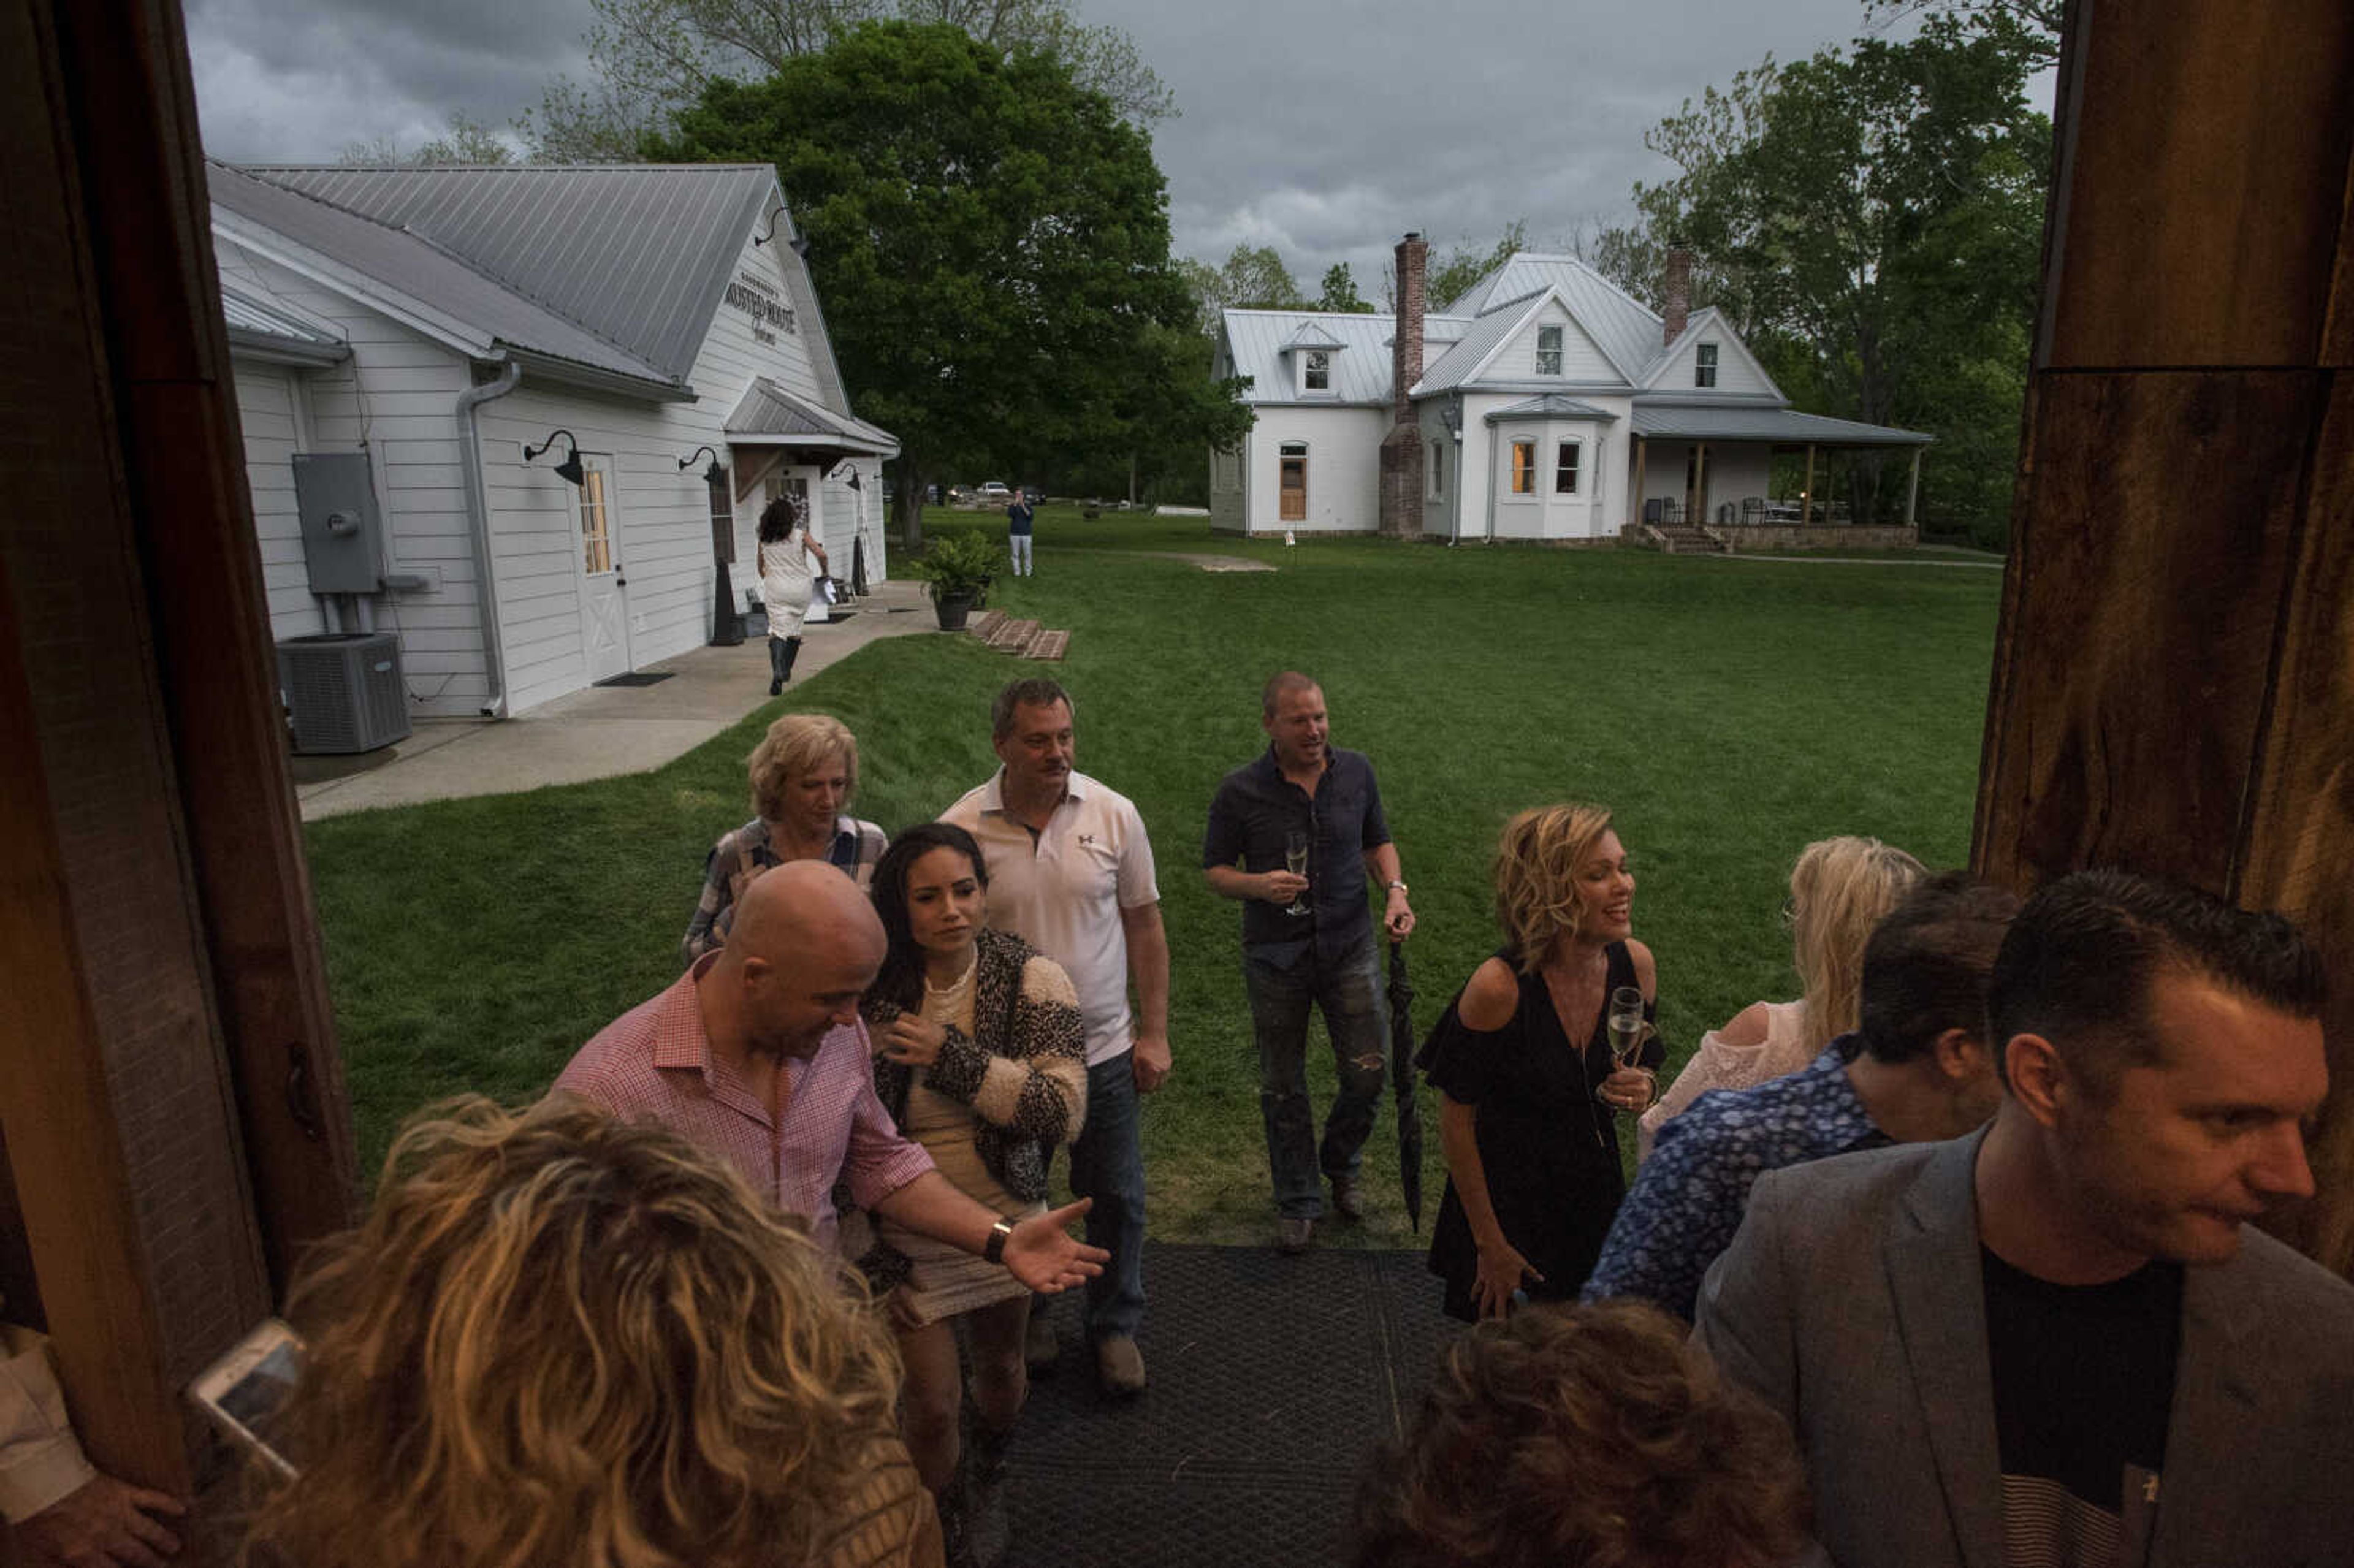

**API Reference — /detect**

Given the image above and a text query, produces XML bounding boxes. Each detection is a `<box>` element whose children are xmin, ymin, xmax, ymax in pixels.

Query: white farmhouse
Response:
<box><xmin>1210</xmin><ymin>235</ymin><xmax>1930</xmax><ymax>544</ymax></box>
<box><xmin>211</xmin><ymin>161</ymin><xmax>897</xmax><ymax>723</ymax></box>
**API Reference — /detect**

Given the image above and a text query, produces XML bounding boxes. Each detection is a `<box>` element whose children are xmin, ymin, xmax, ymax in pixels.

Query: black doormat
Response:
<box><xmin>1004</xmin><ymin>1243</ymin><xmax>1458</xmax><ymax>1568</ymax></box>
<box><xmin>592</xmin><ymin>671</ymin><xmax>674</xmax><ymax>687</ymax></box>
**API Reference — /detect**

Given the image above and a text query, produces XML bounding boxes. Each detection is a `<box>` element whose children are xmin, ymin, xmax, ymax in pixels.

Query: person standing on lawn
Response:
<box><xmin>1203</xmin><ymin>672</ymin><xmax>1414</xmax><ymax>1254</ymax></box>
<box><xmin>1005</xmin><ymin>489</ymin><xmax>1034</xmax><ymax>578</ymax></box>
<box><xmin>942</xmin><ymin>679</ymin><xmax>1171</xmax><ymax>1397</ymax></box>
<box><xmin>556</xmin><ymin>862</ymin><xmax>1106</xmax><ymax>1295</ymax></box>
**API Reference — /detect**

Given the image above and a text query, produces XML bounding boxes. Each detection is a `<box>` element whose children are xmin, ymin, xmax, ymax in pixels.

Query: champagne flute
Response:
<box><xmin>1604</xmin><ymin>986</ymin><xmax>1655</xmax><ymax>1114</ymax></box>
<box><xmin>1284</xmin><ymin>829</ymin><xmax>1311</xmax><ymax>916</ymax></box>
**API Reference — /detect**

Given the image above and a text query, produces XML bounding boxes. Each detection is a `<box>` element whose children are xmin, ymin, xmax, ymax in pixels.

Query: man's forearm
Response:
<box><xmin>1123</xmin><ymin>904</ymin><xmax>1171</xmax><ymax>1038</ymax></box>
<box><xmin>870</xmin><ymin>1170</ymin><xmax>998</xmax><ymax>1255</ymax></box>
<box><xmin>1203</xmin><ymin>864</ymin><xmax>1259</xmax><ymax>902</ymax></box>
<box><xmin>1363</xmin><ymin>842</ymin><xmax>1402</xmax><ymax>886</ymax></box>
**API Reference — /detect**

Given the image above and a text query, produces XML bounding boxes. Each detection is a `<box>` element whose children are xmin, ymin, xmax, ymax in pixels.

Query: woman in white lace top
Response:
<box><xmin>1638</xmin><ymin>836</ymin><xmax>1922</xmax><ymax>1160</ymax></box>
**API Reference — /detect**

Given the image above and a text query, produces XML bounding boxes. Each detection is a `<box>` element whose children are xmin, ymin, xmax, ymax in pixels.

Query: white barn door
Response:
<box><xmin>575</xmin><ymin>454</ymin><xmax>631</xmax><ymax>682</ymax></box>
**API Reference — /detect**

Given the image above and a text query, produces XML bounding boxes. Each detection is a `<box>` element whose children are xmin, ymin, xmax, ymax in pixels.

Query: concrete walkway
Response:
<box><xmin>295</xmin><ymin>579</ymin><xmax>936</xmax><ymax>820</ymax></box>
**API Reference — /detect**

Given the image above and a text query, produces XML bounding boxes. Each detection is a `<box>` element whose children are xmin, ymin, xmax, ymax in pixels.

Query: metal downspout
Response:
<box><xmin>456</xmin><ymin>359</ymin><xmax>522</xmax><ymax>717</ymax></box>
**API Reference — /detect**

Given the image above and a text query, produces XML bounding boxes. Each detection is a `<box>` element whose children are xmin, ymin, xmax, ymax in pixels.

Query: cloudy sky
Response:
<box><xmin>188</xmin><ymin>0</ymin><xmax>2010</xmax><ymax>287</ymax></box>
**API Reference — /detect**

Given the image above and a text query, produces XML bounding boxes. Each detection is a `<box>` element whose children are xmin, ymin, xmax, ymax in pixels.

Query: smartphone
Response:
<box><xmin>186</xmin><ymin>1317</ymin><xmax>304</xmax><ymax>1480</ymax></box>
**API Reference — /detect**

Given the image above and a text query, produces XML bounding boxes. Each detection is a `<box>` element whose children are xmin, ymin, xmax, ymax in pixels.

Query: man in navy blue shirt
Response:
<box><xmin>1584</xmin><ymin>872</ymin><xmax>2016</xmax><ymax>1320</ymax></box>
<box><xmin>1005</xmin><ymin>487</ymin><xmax>1035</xmax><ymax>576</ymax></box>
<box><xmin>1203</xmin><ymin>672</ymin><xmax>1414</xmax><ymax>1252</ymax></box>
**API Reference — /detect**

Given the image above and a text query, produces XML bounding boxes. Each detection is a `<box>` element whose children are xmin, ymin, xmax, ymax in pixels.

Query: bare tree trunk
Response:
<box><xmin>892</xmin><ymin>457</ymin><xmax>926</xmax><ymax>550</ymax></box>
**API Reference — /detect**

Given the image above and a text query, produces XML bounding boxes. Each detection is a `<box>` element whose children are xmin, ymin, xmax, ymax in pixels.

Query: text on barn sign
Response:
<box><xmin>725</xmin><ymin>272</ymin><xmax>796</xmax><ymax>343</ymax></box>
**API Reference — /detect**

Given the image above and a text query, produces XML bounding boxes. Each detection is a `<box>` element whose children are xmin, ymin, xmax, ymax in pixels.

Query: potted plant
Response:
<box><xmin>909</xmin><ymin>531</ymin><xmax>1005</xmax><ymax>630</ymax></box>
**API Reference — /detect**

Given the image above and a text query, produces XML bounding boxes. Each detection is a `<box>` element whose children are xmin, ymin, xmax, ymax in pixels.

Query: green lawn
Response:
<box><xmin>305</xmin><ymin>511</ymin><xmax>2000</xmax><ymax>1246</ymax></box>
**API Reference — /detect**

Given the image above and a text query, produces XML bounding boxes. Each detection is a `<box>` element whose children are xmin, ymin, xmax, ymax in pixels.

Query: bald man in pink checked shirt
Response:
<box><xmin>557</xmin><ymin>861</ymin><xmax>1106</xmax><ymax>1290</ymax></box>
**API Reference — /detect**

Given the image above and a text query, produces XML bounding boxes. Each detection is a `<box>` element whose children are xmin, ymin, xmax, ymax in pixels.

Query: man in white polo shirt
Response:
<box><xmin>943</xmin><ymin>677</ymin><xmax>1171</xmax><ymax>1396</ymax></box>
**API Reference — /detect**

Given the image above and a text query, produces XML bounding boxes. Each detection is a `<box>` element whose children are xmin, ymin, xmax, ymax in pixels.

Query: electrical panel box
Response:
<box><xmin>292</xmin><ymin>452</ymin><xmax>385</xmax><ymax>595</ymax></box>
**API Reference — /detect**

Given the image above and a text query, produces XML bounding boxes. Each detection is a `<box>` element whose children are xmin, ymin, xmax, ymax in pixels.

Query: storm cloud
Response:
<box><xmin>187</xmin><ymin>0</ymin><xmax>1958</xmax><ymax>286</ymax></box>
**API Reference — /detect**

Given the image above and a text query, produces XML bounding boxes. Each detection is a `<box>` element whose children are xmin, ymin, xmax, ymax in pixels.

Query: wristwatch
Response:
<box><xmin>1385</xmin><ymin>879</ymin><xmax>1409</xmax><ymax>896</ymax></box>
<box><xmin>983</xmin><ymin>1216</ymin><xmax>1015</xmax><ymax>1265</ymax></box>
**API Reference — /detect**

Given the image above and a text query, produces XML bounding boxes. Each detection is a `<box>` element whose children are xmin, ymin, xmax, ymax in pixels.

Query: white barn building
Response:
<box><xmin>1210</xmin><ymin>236</ymin><xmax>1930</xmax><ymax>543</ymax></box>
<box><xmin>212</xmin><ymin>161</ymin><xmax>897</xmax><ymax>723</ymax></box>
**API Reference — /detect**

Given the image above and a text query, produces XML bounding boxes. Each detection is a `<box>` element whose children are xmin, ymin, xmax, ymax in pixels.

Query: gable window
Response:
<box><xmin>1510</xmin><ymin>440</ymin><xmax>1536</xmax><ymax>495</ymax></box>
<box><xmin>1536</xmin><ymin>324</ymin><xmax>1563</xmax><ymax>377</ymax></box>
<box><xmin>1695</xmin><ymin>343</ymin><xmax>1720</xmax><ymax>388</ymax></box>
<box><xmin>1304</xmin><ymin>350</ymin><xmax>1330</xmax><ymax>392</ymax></box>
<box><xmin>1555</xmin><ymin>441</ymin><xmax>1581</xmax><ymax>495</ymax></box>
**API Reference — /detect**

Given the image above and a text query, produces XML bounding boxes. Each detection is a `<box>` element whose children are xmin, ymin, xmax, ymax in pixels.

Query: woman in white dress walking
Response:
<box><xmin>758</xmin><ymin>494</ymin><xmax>828</xmax><ymax>695</ymax></box>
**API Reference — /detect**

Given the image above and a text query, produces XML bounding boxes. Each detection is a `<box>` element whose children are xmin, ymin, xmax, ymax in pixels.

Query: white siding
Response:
<box><xmin>1498</xmin><ymin>302</ymin><xmax>1621</xmax><ymax>383</ymax></box>
<box><xmin>1244</xmin><ymin>407</ymin><xmax>1386</xmax><ymax>534</ymax></box>
<box><xmin>1710</xmin><ymin>447</ymin><xmax>1773</xmax><ymax>519</ymax></box>
<box><xmin>223</xmin><ymin>246</ymin><xmax>493</xmax><ymax>715</ymax></box>
<box><xmin>231</xmin><ymin>360</ymin><xmax>329</xmax><ymax>640</ymax></box>
<box><xmin>1653</xmin><ymin>327</ymin><xmax>1776</xmax><ymax>397</ymax></box>
<box><xmin>1209</xmin><ymin>443</ymin><xmax>1247</xmax><ymax>535</ymax></box>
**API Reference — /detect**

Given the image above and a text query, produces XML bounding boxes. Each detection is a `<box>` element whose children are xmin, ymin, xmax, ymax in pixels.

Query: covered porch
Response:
<box><xmin>1625</xmin><ymin>403</ymin><xmax>1935</xmax><ymax>539</ymax></box>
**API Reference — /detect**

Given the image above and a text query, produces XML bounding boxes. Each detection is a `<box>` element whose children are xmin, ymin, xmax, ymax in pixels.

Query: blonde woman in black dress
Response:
<box><xmin>1422</xmin><ymin>804</ymin><xmax>1664</xmax><ymax>1322</ymax></box>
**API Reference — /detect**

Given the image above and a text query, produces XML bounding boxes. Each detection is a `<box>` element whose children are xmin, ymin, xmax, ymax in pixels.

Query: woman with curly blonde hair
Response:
<box><xmin>1419</xmin><ymin>805</ymin><xmax>1664</xmax><ymax>1322</ymax></box>
<box><xmin>681</xmin><ymin>710</ymin><xmax>888</xmax><ymax>965</ymax></box>
<box><xmin>1640</xmin><ymin>835</ymin><xmax>1923</xmax><ymax>1157</ymax></box>
<box><xmin>1349</xmin><ymin>1301</ymin><xmax>1812</xmax><ymax>1568</ymax></box>
<box><xmin>241</xmin><ymin>1096</ymin><xmax>940</xmax><ymax>1568</ymax></box>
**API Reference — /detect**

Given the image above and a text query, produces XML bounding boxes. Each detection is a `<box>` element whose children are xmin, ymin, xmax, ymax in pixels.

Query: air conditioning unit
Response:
<box><xmin>277</xmin><ymin>632</ymin><xmax>410</xmax><ymax>755</ymax></box>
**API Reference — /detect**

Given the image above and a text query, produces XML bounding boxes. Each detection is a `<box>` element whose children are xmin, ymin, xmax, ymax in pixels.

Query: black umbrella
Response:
<box><xmin>1387</xmin><ymin>938</ymin><xmax>1426</xmax><ymax>1231</ymax></box>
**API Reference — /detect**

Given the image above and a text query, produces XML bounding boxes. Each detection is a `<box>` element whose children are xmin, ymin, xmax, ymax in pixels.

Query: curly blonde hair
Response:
<box><xmin>747</xmin><ymin>712</ymin><xmax>859</xmax><ymax>822</ymax></box>
<box><xmin>1492</xmin><ymin>803</ymin><xmax>1620</xmax><ymax>972</ymax></box>
<box><xmin>1350</xmin><ymin>1301</ymin><xmax>1810</xmax><ymax>1568</ymax></box>
<box><xmin>242</xmin><ymin>1096</ymin><xmax>904</xmax><ymax>1568</ymax></box>
<box><xmin>1789</xmin><ymin>836</ymin><xmax>1925</xmax><ymax>1047</ymax></box>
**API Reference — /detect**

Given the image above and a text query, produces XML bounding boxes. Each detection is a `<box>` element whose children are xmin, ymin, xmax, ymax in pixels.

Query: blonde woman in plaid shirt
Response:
<box><xmin>682</xmin><ymin>712</ymin><xmax>887</xmax><ymax>966</ymax></box>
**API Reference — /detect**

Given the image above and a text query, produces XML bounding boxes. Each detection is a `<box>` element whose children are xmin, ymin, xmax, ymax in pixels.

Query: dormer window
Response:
<box><xmin>1305</xmin><ymin>350</ymin><xmax>1330</xmax><ymax>392</ymax></box>
<box><xmin>1536</xmin><ymin>325</ymin><xmax>1563</xmax><ymax>377</ymax></box>
<box><xmin>1695</xmin><ymin>343</ymin><xmax>1720</xmax><ymax>388</ymax></box>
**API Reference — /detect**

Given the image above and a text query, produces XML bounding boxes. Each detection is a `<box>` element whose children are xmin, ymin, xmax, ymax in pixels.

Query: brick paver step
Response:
<box><xmin>988</xmin><ymin>617</ymin><xmax>1041</xmax><ymax>652</ymax></box>
<box><xmin>969</xmin><ymin>608</ymin><xmax>1008</xmax><ymax>641</ymax></box>
<box><xmin>1023</xmin><ymin>630</ymin><xmax>1070</xmax><ymax>661</ymax></box>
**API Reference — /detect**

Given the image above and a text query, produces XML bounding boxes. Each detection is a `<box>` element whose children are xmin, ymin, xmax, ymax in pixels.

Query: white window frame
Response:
<box><xmin>1508</xmin><ymin>439</ymin><xmax>1537</xmax><ymax>497</ymax></box>
<box><xmin>1695</xmin><ymin>343</ymin><xmax>1720</xmax><ymax>388</ymax></box>
<box><xmin>1279</xmin><ymin>441</ymin><xmax>1309</xmax><ymax>520</ymax></box>
<box><xmin>1302</xmin><ymin>349</ymin><xmax>1331</xmax><ymax>393</ymax></box>
<box><xmin>1535</xmin><ymin>324</ymin><xmax>1564</xmax><ymax>377</ymax></box>
<box><xmin>1429</xmin><ymin>438</ymin><xmax>1445</xmax><ymax>500</ymax></box>
<box><xmin>1554</xmin><ymin>440</ymin><xmax>1581</xmax><ymax>496</ymax></box>
<box><xmin>576</xmin><ymin>453</ymin><xmax>617</xmax><ymax>575</ymax></box>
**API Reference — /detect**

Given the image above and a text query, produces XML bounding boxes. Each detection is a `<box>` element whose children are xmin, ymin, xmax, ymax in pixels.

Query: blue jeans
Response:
<box><xmin>1008</xmin><ymin>533</ymin><xmax>1033</xmax><ymax>574</ymax></box>
<box><xmin>1244</xmin><ymin>935</ymin><xmax>1390</xmax><ymax>1219</ymax></box>
<box><xmin>1066</xmin><ymin>1049</ymin><xmax>1146</xmax><ymax>1339</ymax></box>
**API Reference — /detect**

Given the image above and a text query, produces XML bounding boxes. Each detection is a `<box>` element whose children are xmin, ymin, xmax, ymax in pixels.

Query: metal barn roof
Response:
<box><xmin>726</xmin><ymin>377</ymin><xmax>900</xmax><ymax>457</ymax></box>
<box><xmin>1219</xmin><ymin>309</ymin><xmax>1400</xmax><ymax>404</ymax></box>
<box><xmin>227</xmin><ymin>164</ymin><xmax>776</xmax><ymax>386</ymax></box>
<box><xmin>1411</xmin><ymin>288</ymin><xmax>1553</xmax><ymax>395</ymax></box>
<box><xmin>208</xmin><ymin>161</ymin><xmax>679</xmax><ymax>390</ymax></box>
<box><xmin>1440</xmin><ymin>253</ymin><xmax>1666</xmax><ymax>382</ymax></box>
<box><xmin>1628</xmin><ymin>403</ymin><xmax>1933</xmax><ymax>445</ymax></box>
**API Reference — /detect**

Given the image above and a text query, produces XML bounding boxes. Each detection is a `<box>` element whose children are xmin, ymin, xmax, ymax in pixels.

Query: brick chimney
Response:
<box><xmin>1379</xmin><ymin>232</ymin><xmax>1428</xmax><ymax>538</ymax></box>
<box><xmin>1663</xmin><ymin>244</ymin><xmax>1692</xmax><ymax>344</ymax></box>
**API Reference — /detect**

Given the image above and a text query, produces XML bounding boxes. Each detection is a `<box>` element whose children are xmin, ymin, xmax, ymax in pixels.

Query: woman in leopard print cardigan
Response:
<box><xmin>859</xmin><ymin>823</ymin><xmax>1086</xmax><ymax>1564</ymax></box>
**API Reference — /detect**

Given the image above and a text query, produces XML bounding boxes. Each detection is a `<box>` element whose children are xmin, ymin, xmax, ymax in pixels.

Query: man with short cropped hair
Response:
<box><xmin>1585</xmin><ymin>872</ymin><xmax>2016</xmax><ymax>1320</ymax></box>
<box><xmin>556</xmin><ymin>861</ymin><xmax>1105</xmax><ymax>1291</ymax></box>
<box><xmin>1697</xmin><ymin>869</ymin><xmax>2354</xmax><ymax>1568</ymax></box>
<box><xmin>1204</xmin><ymin>672</ymin><xmax>1414</xmax><ymax>1254</ymax></box>
<box><xmin>943</xmin><ymin>679</ymin><xmax>1170</xmax><ymax>1395</ymax></box>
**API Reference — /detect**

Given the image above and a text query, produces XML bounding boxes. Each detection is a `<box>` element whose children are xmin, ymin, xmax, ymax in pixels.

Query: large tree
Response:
<box><xmin>522</xmin><ymin>0</ymin><xmax>1171</xmax><ymax>161</ymax></box>
<box><xmin>1175</xmin><ymin>243</ymin><xmax>1305</xmax><ymax>339</ymax></box>
<box><xmin>655</xmin><ymin>22</ymin><xmax>1245</xmax><ymax>544</ymax></box>
<box><xmin>1604</xmin><ymin>15</ymin><xmax>2048</xmax><ymax>541</ymax></box>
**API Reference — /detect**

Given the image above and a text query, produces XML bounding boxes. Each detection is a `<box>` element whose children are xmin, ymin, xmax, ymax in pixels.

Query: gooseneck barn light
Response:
<box><xmin>522</xmin><ymin>430</ymin><xmax>585</xmax><ymax>487</ymax></box>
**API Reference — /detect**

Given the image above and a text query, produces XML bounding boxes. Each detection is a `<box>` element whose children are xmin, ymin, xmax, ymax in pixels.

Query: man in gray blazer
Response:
<box><xmin>1697</xmin><ymin>870</ymin><xmax>2353</xmax><ymax>1568</ymax></box>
